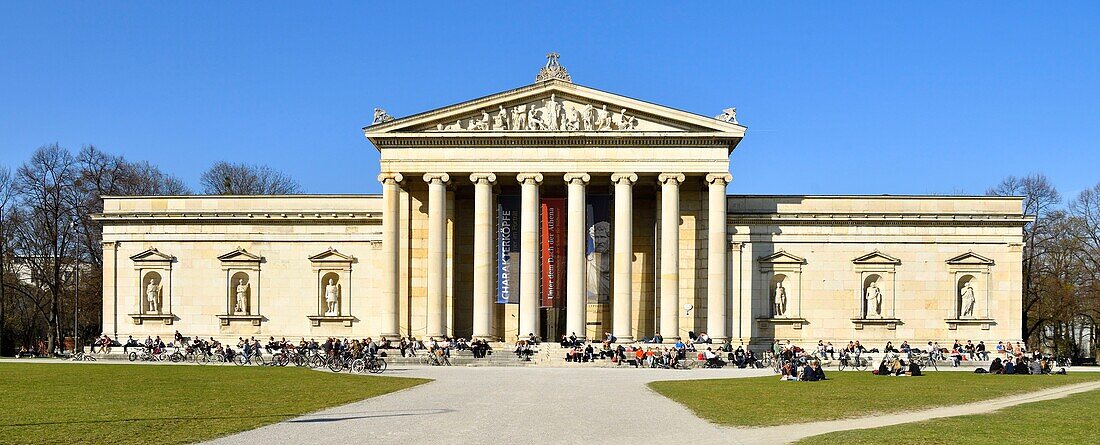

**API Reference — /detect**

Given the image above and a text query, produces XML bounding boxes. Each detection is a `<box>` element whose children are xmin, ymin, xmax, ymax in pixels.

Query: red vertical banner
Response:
<box><xmin>541</xmin><ymin>198</ymin><xmax>566</xmax><ymax>308</ymax></box>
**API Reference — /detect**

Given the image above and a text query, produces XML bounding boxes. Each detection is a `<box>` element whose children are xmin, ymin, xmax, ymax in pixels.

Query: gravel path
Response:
<box><xmin>203</xmin><ymin>366</ymin><xmax>1100</xmax><ymax>445</ymax></box>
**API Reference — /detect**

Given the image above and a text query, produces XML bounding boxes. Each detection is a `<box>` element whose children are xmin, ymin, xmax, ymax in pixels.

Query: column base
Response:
<box><xmin>661</xmin><ymin>338</ymin><xmax>680</xmax><ymax>344</ymax></box>
<box><xmin>474</xmin><ymin>335</ymin><xmax>497</xmax><ymax>342</ymax></box>
<box><xmin>711</xmin><ymin>336</ymin><xmax>730</xmax><ymax>344</ymax></box>
<box><xmin>380</xmin><ymin>332</ymin><xmax>401</xmax><ymax>340</ymax></box>
<box><xmin>614</xmin><ymin>336</ymin><xmax>635</xmax><ymax>343</ymax></box>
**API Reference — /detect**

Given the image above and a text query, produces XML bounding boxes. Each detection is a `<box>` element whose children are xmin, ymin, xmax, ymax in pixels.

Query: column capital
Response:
<box><xmin>516</xmin><ymin>172</ymin><xmax>544</xmax><ymax>185</ymax></box>
<box><xmin>610</xmin><ymin>172</ymin><xmax>638</xmax><ymax>185</ymax></box>
<box><xmin>469</xmin><ymin>173</ymin><xmax>498</xmax><ymax>184</ymax></box>
<box><xmin>658</xmin><ymin>173</ymin><xmax>686</xmax><ymax>185</ymax></box>
<box><xmin>377</xmin><ymin>172</ymin><xmax>404</xmax><ymax>184</ymax></box>
<box><xmin>422</xmin><ymin>172</ymin><xmax>451</xmax><ymax>184</ymax></box>
<box><xmin>563</xmin><ymin>173</ymin><xmax>591</xmax><ymax>185</ymax></box>
<box><xmin>705</xmin><ymin>172</ymin><xmax>733</xmax><ymax>185</ymax></box>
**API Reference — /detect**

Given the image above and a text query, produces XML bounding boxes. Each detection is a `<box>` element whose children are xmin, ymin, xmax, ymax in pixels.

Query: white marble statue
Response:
<box><xmin>564</xmin><ymin>106</ymin><xmax>582</xmax><ymax>131</ymax></box>
<box><xmin>614</xmin><ymin>108</ymin><xmax>637</xmax><ymax>130</ymax></box>
<box><xmin>865</xmin><ymin>281</ymin><xmax>882</xmax><ymax>318</ymax></box>
<box><xmin>235</xmin><ymin>279</ymin><xmax>249</xmax><ymax>314</ymax></box>
<box><xmin>960</xmin><ymin>281</ymin><xmax>976</xmax><ymax>318</ymax></box>
<box><xmin>595</xmin><ymin>105</ymin><xmax>612</xmax><ymax>130</ymax></box>
<box><xmin>372</xmin><ymin>108</ymin><xmax>394</xmax><ymax>124</ymax></box>
<box><xmin>493</xmin><ymin>106</ymin><xmax>508</xmax><ymax>130</ymax></box>
<box><xmin>581</xmin><ymin>104</ymin><xmax>596</xmax><ymax>131</ymax></box>
<box><xmin>146</xmin><ymin>279</ymin><xmax>161</xmax><ymax>314</ymax></box>
<box><xmin>324</xmin><ymin>278</ymin><xmax>340</xmax><ymax>316</ymax></box>
<box><xmin>715</xmin><ymin>107</ymin><xmax>738</xmax><ymax>124</ymax></box>
<box><xmin>773</xmin><ymin>281</ymin><xmax>787</xmax><ymax>317</ymax></box>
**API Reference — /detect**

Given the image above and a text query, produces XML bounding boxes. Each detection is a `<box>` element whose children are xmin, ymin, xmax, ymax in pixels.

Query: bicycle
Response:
<box><xmin>838</xmin><ymin>352</ymin><xmax>869</xmax><ymax>371</ymax></box>
<box><xmin>70</xmin><ymin>351</ymin><xmax>96</xmax><ymax>362</ymax></box>
<box><xmin>912</xmin><ymin>353</ymin><xmax>939</xmax><ymax>371</ymax></box>
<box><xmin>422</xmin><ymin>350</ymin><xmax>451</xmax><ymax>366</ymax></box>
<box><xmin>235</xmin><ymin>351</ymin><xmax>266</xmax><ymax>366</ymax></box>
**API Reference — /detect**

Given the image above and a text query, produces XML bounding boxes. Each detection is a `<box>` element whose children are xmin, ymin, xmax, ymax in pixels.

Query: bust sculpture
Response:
<box><xmin>234</xmin><ymin>279</ymin><xmax>249</xmax><ymax>314</ymax></box>
<box><xmin>146</xmin><ymin>279</ymin><xmax>161</xmax><ymax>314</ymax></box>
<box><xmin>773</xmin><ymin>282</ymin><xmax>787</xmax><ymax>317</ymax></box>
<box><xmin>324</xmin><ymin>278</ymin><xmax>340</xmax><ymax>316</ymax></box>
<box><xmin>960</xmin><ymin>281</ymin><xmax>976</xmax><ymax>318</ymax></box>
<box><xmin>865</xmin><ymin>281</ymin><xmax>882</xmax><ymax>318</ymax></box>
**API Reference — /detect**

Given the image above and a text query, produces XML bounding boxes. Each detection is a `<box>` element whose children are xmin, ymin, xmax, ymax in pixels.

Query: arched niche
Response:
<box><xmin>129</xmin><ymin>247</ymin><xmax>175</xmax><ymax>325</ymax></box>
<box><xmin>217</xmin><ymin>247</ymin><xmax>263</xmax><ymax>326</ymax></box>
<box><xmin>756</xmin><ymin>250</ymin><xmax>806</xmax><ymax>329</ymax></box>
<box><xmin>945</xmin><ymin>251</ymin><xmax>994</xmax><ymax>330</ymax></box>
<box><xmin>851</xmin><ymin>250</ymin><xmax>900</xmax><ymax>329</ymax></box>
<box><xmin>308</xmin><ymin>248</ymin><xmax>356</xmax><ymax>326</ymax></box>
<box><xmin>770</xmin><ymin>273</ymin><xmax>789</xmax><ymax>317</ymax></box>
<box><xmin>230</xmin><ymin>271</ymin><xmax>252</xmax><ymax>314</ymax></box>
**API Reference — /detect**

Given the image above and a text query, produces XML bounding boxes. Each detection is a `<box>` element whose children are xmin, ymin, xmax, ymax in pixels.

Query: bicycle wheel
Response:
<box><xmin>372</xmin><ymin>359</ymin><xmax>387</xmax><ymax>374</ymax></box>
<box><xmin>351</xmin><ymin>359</ymin><xmax>366</xmax><ymax>374</ymax></box>
<box><xmin>328</xmin><ymin>356</ymin><xmax>344</xmax><ymax>372</ymax></box>
<box><xmin>235</xmin><ymin>355</ymin><xmax>247</xmax><ymax>366</ymax></box>
<box><xmin>855</xmin><ymin>358</ymin><xmax>867</xmax><ymax>372</ymax></box>
<box><xmin>838</xmin><ymin>359</ymin><xmax>847</xmax><ymax>371</ymax></box>
<box><xmin>128</xmin><ymin>352</ymin><xmax>137</xmax><ymax>362</ymax></box>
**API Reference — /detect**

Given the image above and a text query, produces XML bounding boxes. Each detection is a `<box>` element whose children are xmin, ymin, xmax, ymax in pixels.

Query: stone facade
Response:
<box><xmin>97</xmin><ymin>58</ymin><xmax>1028</xmax><ymax>346</ymax></box>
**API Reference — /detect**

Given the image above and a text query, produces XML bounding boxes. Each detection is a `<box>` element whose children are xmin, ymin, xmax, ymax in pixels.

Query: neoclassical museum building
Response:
<box><xmin>97</xmin><ymin>55</ymin><xmax>1027</xmax><ymax>347</ymax></box>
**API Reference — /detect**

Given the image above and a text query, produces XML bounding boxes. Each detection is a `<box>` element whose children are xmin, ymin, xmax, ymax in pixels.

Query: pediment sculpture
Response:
<box><xmin>428</xmin><ymin>94</ymin><xmax>648</xmax><ymax>132</ymax></box>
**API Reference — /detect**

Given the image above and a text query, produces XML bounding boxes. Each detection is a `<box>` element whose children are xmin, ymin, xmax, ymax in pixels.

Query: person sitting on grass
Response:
<box><xmin>876</xmin><ymin>357</ymin><xmax>890</xmax><ymax>376</ymax></box>
<box><xmin>1004</xmin><ymin>358</ymin><xmax>1015</xmax><ymax>374</ymax></box>
<box><xmin>813</xmin><ymin>361</ymin><xmax>827</xmax><ymax>380</ymax></box>
<box><xmin>780</xmin><ymin>362</ymin><xmax>798</xmax><ymax>381</ymax></box>
<box><xmin>1015</xmin><ymin>357</ymin><xmax>1029</xmax><ymax>375</ymax></box>
<box><xmin>989</xmin><ymin>357</ymin><xmax>1004</xmax><ymax>374</ymax></box>
<box><xmin>907</xmin><ymin>359</ymin><xmax>922</xmax><ymax>376</ymax></box>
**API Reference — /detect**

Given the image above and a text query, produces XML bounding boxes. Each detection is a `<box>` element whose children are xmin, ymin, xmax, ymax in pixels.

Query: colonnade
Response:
<box><xmin>377</xmin><ymin>171</ymin><xmax>733</xmax><ymax>342</ymax></box>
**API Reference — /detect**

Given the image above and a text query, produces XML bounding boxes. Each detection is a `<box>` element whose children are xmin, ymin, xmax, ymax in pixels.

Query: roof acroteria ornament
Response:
<box><xmin>535</xmin><ymin>52</ymin><xmax>572</xmax><ymax>83</ymax></box>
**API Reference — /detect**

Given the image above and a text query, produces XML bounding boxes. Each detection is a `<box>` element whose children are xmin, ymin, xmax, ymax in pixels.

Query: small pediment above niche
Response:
<box><xmin>852</xmin><ymin>251</ymin><xmax>901</xmax><ymax>265</ymax></box>
<box><xmin>130</xmin><ymin>247</ymin><xmax>175</xmax><ymax>263</ymax></box>
<box><xmin>218</xmin><ymin>247</ymin><xmax>263</xmax><ymax>264</ymax></box>
<box><xmin>758</xmin><ymin>250</ymin><xmax>806</xmax><ymax>265</ymax></box>
<box><xmin>946</xmin><ymin>251</ymin><xmax>995</xmax><ymax>266</ymax></box>
<box><xmin>417</xmin><ymin>94</ymin><xmax>688</xmax><ymax>133</ymax></box>
<box><xmin>309</xmin><ymin>247</ymin><xmax>356</xmax><ymax>269</ymax></box>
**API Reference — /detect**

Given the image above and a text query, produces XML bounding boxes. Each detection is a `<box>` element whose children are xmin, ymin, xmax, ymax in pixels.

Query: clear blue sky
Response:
<box><xmin>2</xmin><ymin>3</ymin><xmax>1098</xmax><ymax>197</ymax></box>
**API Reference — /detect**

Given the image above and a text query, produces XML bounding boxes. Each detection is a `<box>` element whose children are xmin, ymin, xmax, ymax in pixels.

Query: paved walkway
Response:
<box><xmin>205</xmin><ymin>366</ymin><xmax>1100</xmax><ymax>445</ymax></box>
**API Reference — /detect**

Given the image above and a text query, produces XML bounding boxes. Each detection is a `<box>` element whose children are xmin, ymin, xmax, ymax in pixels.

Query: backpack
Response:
<box><xmin>974</xmin><ymin>367</ymin><xmax>988</xmax><ymax>374</ymax></box>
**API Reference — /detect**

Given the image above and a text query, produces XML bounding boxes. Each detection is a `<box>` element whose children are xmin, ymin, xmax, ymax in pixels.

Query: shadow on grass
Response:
<box><xmin>5</xmin><ymin>409</ymin><xmax>453</xmax><ymax>427</ymax></box>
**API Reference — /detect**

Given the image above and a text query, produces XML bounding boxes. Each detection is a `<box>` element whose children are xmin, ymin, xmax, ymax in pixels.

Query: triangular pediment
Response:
<box><xmin>217</xmin><ymin>247</ymin><xmax>263</xmax><ymax>263</ymax></box>
<box><xmin>946</xmin><ymin>251</ymin><xmax>995</xmax><ymax>266</ymax></box>
<box><xmin>758</xmin><ymin>250</ymin><xmax>806</xmax><ymax>264</ymax></box>
<box><xmin>308</xmin><ymin>247</ymin><xmax>356</xmax><ymax>263</ymax></box>
<box><xmin>130</xmin><ymin>247</ymin><xmax>175</xmax><ymax>262</ymax></box>
<box><xmin>364</xmin><ymin>80</ymin><xmax>746</xmax><ymax>139</ymax></box>
<box><xmin>852</xmin><ymin>250</ymin><xmax>901</xmax><ymax>265</ymax></box>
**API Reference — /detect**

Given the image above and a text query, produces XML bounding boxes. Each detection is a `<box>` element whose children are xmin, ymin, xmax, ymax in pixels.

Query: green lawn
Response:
<box><xmin>796</xmin><ymin>387</ymin><xmax>1100</xmax><ymax>444</ymax></box>
<box><xmin>648</xmin><ymin>372</ymin><xmax>1100</xmax><ymax>427</ymax></box>
<box><xmin>0</xmin><ymin>362</ymin><xmax>429</xmax><ymax>445</ymax></box>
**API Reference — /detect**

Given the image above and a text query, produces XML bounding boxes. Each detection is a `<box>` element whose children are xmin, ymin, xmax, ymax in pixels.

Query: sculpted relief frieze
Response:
<box><xmin>423</xmin><ymin>94</ymin><xmax>681</xmax><ymax>133</ymax></box>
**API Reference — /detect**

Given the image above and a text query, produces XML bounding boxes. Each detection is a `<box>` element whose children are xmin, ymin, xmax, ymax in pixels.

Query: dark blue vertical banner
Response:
<box><xmin>496</xmin><ymin>195</ymin><xmax>521</xmax><ymax>304</ymax></box>
<box><xmin>585</xmin><ymin>193</ymin><xmax>611</xmax><ymax>304</ymax></box>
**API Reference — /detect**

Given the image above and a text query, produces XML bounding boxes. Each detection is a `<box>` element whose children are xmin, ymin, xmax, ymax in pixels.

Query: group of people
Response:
<box><xmin>778</xmin><ymin>360</ymin><xmax>827</xmax><ymax>381</ymax></box>
<box><xmin>987</xmin><ymin>352</ymin><xmax>1064</xmax><ymax>375</ymax></box>
<box><xmin>874</xmin><ymin>354</ymin><xmax>924</xmax><ymax>376</ymax></box>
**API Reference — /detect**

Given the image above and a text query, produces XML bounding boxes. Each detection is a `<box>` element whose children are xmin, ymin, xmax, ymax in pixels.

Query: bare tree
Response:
<box><xmin>199</xmin><ymin>161</ymin><xmax>301</xmax><ymax>195</ymax></box>
<box><xmin>0</xmin><ymin>166</ymin><xmax>12</xmax><ymax>355</ymax></box>
<box><xmin>7</xmin><ymin>145</ymin><xmax>82</xmax><ymax>354</ymax></box>
<box><xmin>987</xmin><ymin>174</ymin><xmax>1062</xmax><ymax>344</ymax></box>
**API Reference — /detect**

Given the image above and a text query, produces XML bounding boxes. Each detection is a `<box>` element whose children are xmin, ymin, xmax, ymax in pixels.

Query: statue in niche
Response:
<box><xmin>773</xmin><ymin>281</ymin><xmax>787</xmax><ymax>317</ymax></box>
<box><xmin>146</xmin><ymin>278</ymin><xmax>161</xmax><ymax>314</ymax></box>
<box><xmin>960</xmin><ymin>281</ymin><xmax>976</xmax><ymax>318</ymax></box>
<box><xmin>715</xmin><ymin>107</ymin><xmax>738</xmax><ymax>124</ymax></box>
<box><xmin>864</xmin><ymin>281</ymin><xmax>883</xmax><ymax>318</ymax></box>
<box><xmin>234</xmin><ymin>279</ymin><xmax>250</xmax><ymax>314</ymax></box>
<box><xmin>324</xmin><ymin>278</ymin><xmax>341</xmax><ymax>316</ymax></box>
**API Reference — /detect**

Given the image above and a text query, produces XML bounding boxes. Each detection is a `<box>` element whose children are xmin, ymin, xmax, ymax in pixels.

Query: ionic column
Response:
<box><xmin>423</xmin><ymin>173</ymin><xmax>450</xmax><ymax>339</ymax></box>
<box><xmin>611</xmin><ymin>172</ymin><xmax>637</xmax><ymax>342</ymax></box>
<box><xmin>378</xmin><ymin>173</ymin><xmax>404</xmax><ymax>339</ymax></box>
<box><xmin>517</xmin><ymin>173</ymin><xmax>543</xmax><ymax>340</ymax></box>
<box><xmin>658</xmin><ymin>173</ymin><xmax>685</xmax><ymax>342</ymax></box>
<box><xmin>564</xmin><ymin>173</ymin><xmax>590</xmax><ymax>339</ymax></box>
<box><xmin>470</xmin><ymin>173</ymin><xmax>497</xmax><ymax>340</ymax></box>
<box><xmin>706</xmin><ymin>172</ymin><xmax>732</xmax><ymax>342</ymax></box>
